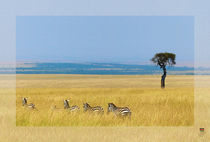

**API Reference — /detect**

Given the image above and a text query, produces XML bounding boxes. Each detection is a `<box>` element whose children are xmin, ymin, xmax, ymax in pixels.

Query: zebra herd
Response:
<box><xmin>22</xmin><ymin>98</ymin><xmax>131</xmax><ymax>118</ymax></box>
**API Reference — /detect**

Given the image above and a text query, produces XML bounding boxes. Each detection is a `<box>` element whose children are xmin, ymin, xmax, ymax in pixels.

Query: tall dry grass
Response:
<box><xmin>16</xmin><ymin>75</ymin><xmax>194</xmax><ymax>126</ymax></box>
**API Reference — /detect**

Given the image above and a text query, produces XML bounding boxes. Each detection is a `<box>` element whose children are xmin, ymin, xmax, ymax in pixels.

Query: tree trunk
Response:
<box><xmin>161</xmin><ymin>66</ymin><xmax>167</xmax><ymax>88</ymax></box>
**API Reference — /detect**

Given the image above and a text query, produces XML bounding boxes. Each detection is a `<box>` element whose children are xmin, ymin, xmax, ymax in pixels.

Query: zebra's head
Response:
<box><xmin>107</xmin><ymin>103</ymin><xmax>117</xmax><ymax>112</ymax></box>
<box><xmin>22</xmin><ymin>97</ymin><xmax>28</xmax><ymax>106</ymax></box>
<box><xmin>83</xmin><ymin>103</ymin><xmax>91</xmax><ymax>112</ymax></box>
<box><xmin>64</xmin><ymin>99</ymin><xmax>69</xmax><ymax>103</ymax></box>
<box><xmin>64</xmin><ymin>99</ymin><xmax>70</xmax><ymax>109</ymax></box>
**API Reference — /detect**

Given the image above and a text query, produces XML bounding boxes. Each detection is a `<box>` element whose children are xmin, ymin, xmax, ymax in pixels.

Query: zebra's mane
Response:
<box><xmin>109</xmin><ymin>103</ymin><xmax>117</xmax><ymax>108</ymax></box>
<box><xmin>84</xmin><ymin>103</ymin><xmax>91</xmax><ymax>108</ymax></box>
<box><xmin>64</xmin><ymin>100</ymin><xmax>70</xmax><ymax>105</ymax></box>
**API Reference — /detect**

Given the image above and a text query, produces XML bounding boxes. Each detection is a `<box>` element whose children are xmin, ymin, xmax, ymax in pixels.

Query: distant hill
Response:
<box><xmin>6</xmin><ymin>62</ymin><xmax>196</xmax><ymax>75</ymax></box>
<box><xmin>1</xmin><ymin>62</ymin><xmax>209</xmax><ymax>75</ymax></box>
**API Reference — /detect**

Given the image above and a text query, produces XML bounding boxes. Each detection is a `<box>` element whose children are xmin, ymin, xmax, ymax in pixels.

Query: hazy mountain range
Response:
<box><xmin>1</xmin><ymin>62</ymin><xmax>207</xmax><ymax>75</ymax></box>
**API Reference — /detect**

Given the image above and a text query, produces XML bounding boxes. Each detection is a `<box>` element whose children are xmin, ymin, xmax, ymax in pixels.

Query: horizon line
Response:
<box><xmin>0</xmin><ymin>61</ymin><xmax>200</xmax><ymax>69</ymax></box>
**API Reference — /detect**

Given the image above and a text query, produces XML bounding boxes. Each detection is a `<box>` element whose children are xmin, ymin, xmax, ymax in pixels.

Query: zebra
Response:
<box><xmin>63</xmin><ymin>99</ymin><xmax>80</xmax><ymax>111</ymax></box>
<box><xmin>70</xmin><ymin>105</ymin><xmax>80</xmax><ymax>111</ymax></box>
<box><xmin>107</xmin><ymin>103</ymin><xmax>131</xmax><ymax>118</ymax></box>
<box><xmin>64</xmin><ymin>100</ymin><xmax>70</xmax><ymax>109</ymax></box>
<box><xmin>83</xmin><ymin>103</ymin><xmax>104</xmax><ymax>114</ymax></box>
<box><xmin>22</xmin><ymin>97</ymin><xmax>28</xmax><ymax>106</ymax></box>
<box><xmin>22</xmin><ymin>97</ymin><xmax>37</xmax><ymax>110</ymax></box>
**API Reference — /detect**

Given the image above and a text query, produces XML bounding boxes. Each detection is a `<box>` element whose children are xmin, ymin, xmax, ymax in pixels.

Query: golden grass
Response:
<box><xmin>1</xmin><ymin>75</ymin><xmax>210</xmax><ymax>141</ymax></box>
<box><xmin>16</xmin><ymin>75</ymin><xmax>194</xmax><ymax>126</ymax></box>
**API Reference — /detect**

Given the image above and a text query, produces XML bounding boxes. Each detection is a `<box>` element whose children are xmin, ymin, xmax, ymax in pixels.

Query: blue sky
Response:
<box><xmin>16</xmin><ymin>16</ymin><xmax>194</xmax><ymax>66</ymax></box>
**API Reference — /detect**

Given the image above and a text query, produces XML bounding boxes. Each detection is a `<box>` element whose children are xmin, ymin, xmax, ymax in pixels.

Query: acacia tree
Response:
<box><xmin>151</xmin><ymin>52</ymin><xmax>176</xmax><ymax>88</ymax></box>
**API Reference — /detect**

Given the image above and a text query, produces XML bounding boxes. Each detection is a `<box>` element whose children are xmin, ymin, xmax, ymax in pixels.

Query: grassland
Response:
<box><xmin>16</xmin><ymin>75</ymin><xmax>194</xmax><ymax>126</ymax></box>
<box><xmin>2</xmin><ymin>75</ymin><xmax>210</xmax><ymax>141</ymax></box>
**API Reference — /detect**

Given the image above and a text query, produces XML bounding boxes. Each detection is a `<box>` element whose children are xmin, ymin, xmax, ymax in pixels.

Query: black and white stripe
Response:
<box><xmin>22</xmin><ymin>97</ymin><xmax>28</xmax><ymax>106</ymax></box>
<box><xmin>27</xmin><ymin>103</ymin><xmax>36</xmax><ymax>109</ymax></box>
<box><xmin>107</xmin><ymin>103</ymin><xmax>131</xmax><ymax>118</ymax></box>
<box><xmin>64</xmin><ymin>100</ymin><xmax>70</xmax><ymax>109</ymax></box>
<box><xmin>83</xmin><ymin>103</ymin><xmax>104</xmax><ymax>114</ymax></box>
<box><xmin>70</xmin><ymin>105</ymin><xmax>80</xmax><ymax>111</ymax></box>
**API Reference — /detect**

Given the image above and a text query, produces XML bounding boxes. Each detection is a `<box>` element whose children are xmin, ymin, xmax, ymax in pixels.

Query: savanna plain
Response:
<box><xmin>16</xmin><ymin>74</ymin><xmax>194</xmax><ymax>126</ymax></box>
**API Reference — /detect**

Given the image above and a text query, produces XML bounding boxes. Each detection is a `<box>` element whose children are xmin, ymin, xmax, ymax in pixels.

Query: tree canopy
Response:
<box><xmin>151</xmin><ymin>52</ymin><xmax>176</xmax><ymax>68</ymax></box>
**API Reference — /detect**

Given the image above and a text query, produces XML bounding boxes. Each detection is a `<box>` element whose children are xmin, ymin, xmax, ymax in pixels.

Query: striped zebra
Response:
<box><xmin>63</xmin><ymin>100</ymin><xmax>70</xmax><ymax>109</ymax></box>
<box><xmin>22</xmin><ymin>97</ymin><xmax>28</xmax><ymax>106</ymax></box>
<box><xmin>107</xmin><ymin>103</ymin><xmax>131</xmax><ymax>118</ymax></box>
<box><xmin>63</xmin><ymin>99</ymin><xmax>79</xmax><ymax>111</ymax></box>
<box><xmin>22</xmin><ymin>97</ymin><xmax>37</xmax><ymax>110</ymax></box>
<box><xmin>83</xmin><ymin>103</ymin><xmax>104</xmax><ymax>114</ymax></box>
